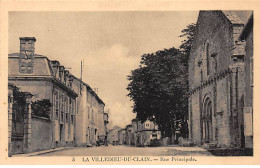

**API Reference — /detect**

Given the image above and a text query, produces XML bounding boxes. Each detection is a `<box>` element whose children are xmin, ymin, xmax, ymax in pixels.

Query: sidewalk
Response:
<box><xmin>12</xmin><ymin>147</ymin><xmax>74</xmax><ymax>157</ymax></box>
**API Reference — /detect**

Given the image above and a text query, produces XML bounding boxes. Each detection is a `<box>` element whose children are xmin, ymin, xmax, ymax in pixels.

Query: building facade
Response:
<box><xmin>188</xmin><ymin>11</ymin><xmax>252</xmax><ymax>148</ymax></box>
<box><xmin>122</xmin><ymin>119</ymin><xmax>161</xmax><ymax>147</ymax></box>
<box><xmin>118</xmin><ymin>129</ymin><xmax>126</xmax><ymax>145</ymax></box>
<box><xmin>125</xmin><ymin>125</ymin><xmax>133</xmax><ymax>145</ymax></box>
<box><xmin>72</xmin><ymin>77</ymin><xmax>106</xmax><ymax>147</ymax></box>
<box><xmin>8</xmin><ymin>37</ymin><xmax>107</xmax><ymax>154</ymax></box>
<box><xmin>107</xmin><ymin>126</ymin><xmax>121</xmax><ymax>144</ymax></box>
<box><xmin>104</xmin><ymin>113</ymin><xmax>109</xmax><ymax>136</ymax></box>
<box><xmin>136</xmin><ymin>120</ymin><xmax>161</xmax><ymax>146</ymax></box>
<box><xmin>239</xmin><ymin>14</ymin><xmax>253</xmax><ymax>149</ymax></box>
<box><xmin>8</xmin><ymin>37</ymin><xmax>78</xmax><ymax>153</ymax></box>
<box><xmin>86</xmin><ymin>86</ymin><xmax>106</xmax><ymax>145</ymax></box>
<box><xmin>131</xmin><ymin>119</ymin><xmax>138</xmax><ymax>146</ymax></box>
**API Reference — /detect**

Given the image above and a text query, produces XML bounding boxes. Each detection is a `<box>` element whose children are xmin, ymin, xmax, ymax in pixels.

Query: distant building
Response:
<box><xmin>107</xmin><ymin>126</ymin><xmax>121</xmax><ymax>144</ymax></box>
<box><xmin>240</xmin><ymin>13</ymin><xmax>253</xmax><ymax>149</ymax></box>
<box><xmin>103</xmin><ymin>113</ymin><xmax>109</xmax><ymax>135</ymax></box>
<box><xmin>118</xmin><ymin>129</ymin><xmax>126</xmax><ymax>145</ymax></box>
<box><xmin>8</xmin><ymin>37</ymin><xmax>78</xmax><ymax>152</ymax></box>
<box><xmin>136</xmin><ymin>120</ymin><xmax>161</xmax><ymax>146</ymax></box>
<box><xmin>188</xmin><ymin>11</ymin><xmax>252</xmax><ymax>148</ymax></box>
<box><xmin>125</xmin><ymin>125</ymin><xmax>133</xmax><ymax>145</ymax></box>
<box><xmin>86</xmin><ymin>87</ymin><xmax>106</xmax><ymax>145</ymax></box>
<box><xmin>123</xmin><ymin>119</ymin><xmax>161</xmax><ymax>147</ymax></box>
<box><xmin>72</xmin><ymin>77</ymin><xmax>106</xmax><ymax>147</ymax></box>
<box><xmin>131</xmin><ymin>119</ymin><xmax>138</xmax><ymax>146</ymax></box>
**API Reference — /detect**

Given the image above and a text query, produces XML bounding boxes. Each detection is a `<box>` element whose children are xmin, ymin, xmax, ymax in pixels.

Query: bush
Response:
<box><xmin>31</xmin><ymin>99</ymin><xmax>52</xmax><ymax>119</ymax></box>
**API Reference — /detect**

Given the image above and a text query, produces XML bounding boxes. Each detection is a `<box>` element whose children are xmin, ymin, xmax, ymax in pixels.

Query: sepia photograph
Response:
<box><xmin>7</xmin><ymin>10</ymin><xmax>253</xmax><ymax>157</ymax></box>
<box><xmin>0</xmin><ymin>0</ymin><xmax>259</xmax><ymax>165</ymax></box>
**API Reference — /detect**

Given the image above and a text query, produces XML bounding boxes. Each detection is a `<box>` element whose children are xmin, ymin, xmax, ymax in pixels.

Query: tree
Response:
<box><xmin>127</xmin><ymin>23</ymin><xmax>196</xmax><ymax>139</ymax></box>
<box><xmin>31</xmin><ymin>99</ymin><xmax>52</xmax><ymax>119</ymax></box>
<box><xmin>127</xmin><ymin>48</ymin><xmax>188</xmax><ymax>138</ymax></box>
<box><xmin>179</xmin><ymin>23</ymin><xmax>197</xmax><ymax>66</ymax></box>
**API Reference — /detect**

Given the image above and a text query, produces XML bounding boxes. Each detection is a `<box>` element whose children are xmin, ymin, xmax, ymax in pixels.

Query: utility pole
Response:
<box><xmin>80</xmin><ymin>59</ymin><xmax>84</xmax><ymax>94</ymax></box>
<box><xmin>80</xmin><ymin>59</ymin><xmax>84</xmax><ymax>81</ymax></box>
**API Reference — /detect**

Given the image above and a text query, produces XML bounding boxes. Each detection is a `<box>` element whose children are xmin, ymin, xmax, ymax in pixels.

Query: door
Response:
<box><xmin>203</xmin><ymin>98</ymin><xmax>213</xmax><ymax>143</ymax></box>
<box><xmin>11</xmin><ymin>103</ymin><xmax>25</xmax><ymax>154</ymax></box>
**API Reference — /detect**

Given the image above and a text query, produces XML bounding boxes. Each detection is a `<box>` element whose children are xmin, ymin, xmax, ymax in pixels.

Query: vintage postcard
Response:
<box><xmin>0</xmin><ymin>0</ymin><xmax>260</xmax><ymax>165</ymax></box>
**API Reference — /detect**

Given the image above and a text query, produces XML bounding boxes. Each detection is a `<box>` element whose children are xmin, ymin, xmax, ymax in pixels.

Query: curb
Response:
<box><xmin>13</xmin><ymin>147</ymin><xmax>74</xmax><ymax>157</ymax></box>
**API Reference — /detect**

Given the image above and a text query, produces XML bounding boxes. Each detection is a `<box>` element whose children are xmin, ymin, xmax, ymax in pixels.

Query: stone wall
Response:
<box><xmin>243</xmin><ymin>25</ymin><xmax>253</xmax><ymax>149</ymax></box>
<box><xmin>189</xmin><ymin>11</ymin><xmax>233</xmax><ymax>90</ymax></box>
<box><xmin>190</xmin><ymin>92</ymin><xmax>200</xmax><ymax>144</ymax></box>
<box><xmin>31</xmin><ymin>116</ymin><xmax>52</xmax><ymax>152</ymax></box>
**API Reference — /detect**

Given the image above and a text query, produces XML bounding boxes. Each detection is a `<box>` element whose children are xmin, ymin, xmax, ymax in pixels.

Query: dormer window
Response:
<box><xmin>59</xmin><ymin>70</ymin><xmax>62</xmax><ymax>81</ymax></box>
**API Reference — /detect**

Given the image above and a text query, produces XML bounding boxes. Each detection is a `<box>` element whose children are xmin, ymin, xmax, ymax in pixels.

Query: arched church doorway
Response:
<box><xmin>203</xmin><ymin>97</ymin><xmax>213</xmax><ymax>143</ymax></box>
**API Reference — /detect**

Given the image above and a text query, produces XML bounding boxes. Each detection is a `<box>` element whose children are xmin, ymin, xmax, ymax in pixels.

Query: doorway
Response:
<box><xmin>203</xmin><ymin>98</ymin><xmax>213</xmax><ymax>143</ymax></box>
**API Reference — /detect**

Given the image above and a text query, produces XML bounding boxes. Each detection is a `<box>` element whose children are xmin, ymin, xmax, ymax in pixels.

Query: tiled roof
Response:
<box><xmin>8</xmin><ymin>56</ymin><xmax>53</xmax><ymax>76</ymax></box>
<box><xmin>222</xmin><ymin>11</ymin><xmax>244</xmax><ymax>25</ymax></box>
<box><xmin>240</xmin><ymin>14</ymin><xmax>253</xmax><ymax>40</ymax></box>
<box><xmin>222</xmin><ymin>10</ymin><xmax>252</xmax><ymax>25</ymax></box>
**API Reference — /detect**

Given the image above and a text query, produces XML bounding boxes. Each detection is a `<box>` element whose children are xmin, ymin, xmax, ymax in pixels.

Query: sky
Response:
<box><xmin>9</xmin><ymin>11</ymin><xmax>199</xmax><ymax>129</ymax></box>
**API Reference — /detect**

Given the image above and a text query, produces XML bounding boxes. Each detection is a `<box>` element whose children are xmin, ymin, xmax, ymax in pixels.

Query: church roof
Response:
<box><xmin>222</xmin><ymin>10</ymin><xmax>252</xmax><ymax>25</ymax></box>
<box><xmin>222</xmin><ymin>11</ymin><xmax>244</xmax><ymax>25</ymax></box>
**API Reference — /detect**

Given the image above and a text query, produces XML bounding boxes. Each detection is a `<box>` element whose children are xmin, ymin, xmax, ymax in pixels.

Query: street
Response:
<box><xmin>37</xmin><ymin>145</ymin><xmax>212</xmax><ymax>156</ymax></box>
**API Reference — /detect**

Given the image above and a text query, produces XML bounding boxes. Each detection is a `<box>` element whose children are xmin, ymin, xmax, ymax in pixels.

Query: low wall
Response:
<box><xmin>31</xmin><ymin>116</ymin><xmax>52</xmax><ymax>152</ymax></box>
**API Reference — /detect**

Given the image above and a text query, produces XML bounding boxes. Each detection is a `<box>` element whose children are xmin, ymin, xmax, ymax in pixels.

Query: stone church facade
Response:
<box><xmin>188</xmin><ymin>11</ymin><xmax>252</xmax><ymax>149</ymax></box>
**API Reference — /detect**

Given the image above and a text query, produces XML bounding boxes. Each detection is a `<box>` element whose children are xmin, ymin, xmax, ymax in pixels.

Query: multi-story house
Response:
<box><xmin>86</xmin><ymin>88</ymin><xmax>105</xmax><ymax>145</ymax></box>
<box><xmin>118</xmin><ymin>129</ymin><xmax>126</xmax><ymax>145</ymax></box>
<box><xmin>125</xmin><ymin>125</ymin><xmax>133</xmax><ymax>145</ymax></box>
<box><xmin>72</xmin><ymin>76</ymin><xmax>106</xmax><ymax>147</ymax></box>
<box><xmin>8</xmin><ymin>37</ymin><xmax>107</xmax><ymax>154</ymax></box>
<box><xmin>107</xmin><ymin>126</ymin><xmax>121</xmax><ymax>144</ymax></box>
<box><xmin>131</xmin><ymin>119</ymin><xmax>138</xmax><ymax>146</ymax></box>
<box><xmin>103</xmin><ymin>112</ymin><xmax>109</xmax><ymax>135</ymax></box>
<box><xmin>136</xmin><ymin>120</ymin><xmax>161</xmax><ymax>146</ymax></box>
<box><xmin>8</xmin><ymin>37</ymin><xmax>78</xmax><ymax>153</ymax></box>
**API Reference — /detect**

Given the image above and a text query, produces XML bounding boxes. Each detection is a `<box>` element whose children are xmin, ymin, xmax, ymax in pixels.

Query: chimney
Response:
<box><xmin>50</xmin><ymin>60</ymin><xmax>60</xmax><ymax>77</ymax></box>
<box><xmin>58</xmin><ymin>65</ymin><xmax>65</xmax><ymax>82</ymax></box>
<box><xmin>19</xmin><ymin>37</ymin><xmax>36</xmax><ymax>73</ymax></box>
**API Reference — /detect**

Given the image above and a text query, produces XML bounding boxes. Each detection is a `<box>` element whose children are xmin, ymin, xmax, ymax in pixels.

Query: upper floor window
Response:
<box><xmin>59</xmin><ymin>93</ymin><xmax>63</xmax><ymax>111</ymax></box>
<box><xmin>250</xmin><ymin>57</ymin><xmax>253</xmax><ymax>87</ymax></box>
<box><xmin>71</xmin><ymin>99</ymin><xmax>75</xmax><ymax>114</ymax></box>
<box><xmin>71</xmin><ymin>115</ymin><xmax>74</xmax><ymax>124</ymax></box>
<box><xmin>54</xmin><ymin>91</ymin><xmax>59</xmax><ymax>120</ymax></box>
<box><xmin>88</xmin><ymin>107</ymin><xmax>90</xmax><ymax>119</ymax></box>
<box><xmin>55</xmin><ymin>91</ymin><xmax>59</xmax><ymax>110</ymax></box>
<box><xmin>206</xmin><ymin>43</ymin><xmax>211</xmax><ymax>76</ymax></box>
<box><xmin>66</xmin><ymin>113</ymin><xmax>69</xmax><ymax>123</ymax></box>
<box><xmin>92</xmin><ymin>109</ymin><xmax>94</xmax><ymax>121</ymax></box>
<box><xmin>64</xmin><ymin>96</ymin><xmax>68</xmax><ymax>113</ymax></box>
<box><xmin>59</xmin><ymin>71</ymin><xmax>62</xmax><ymax>81</ymax></box>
